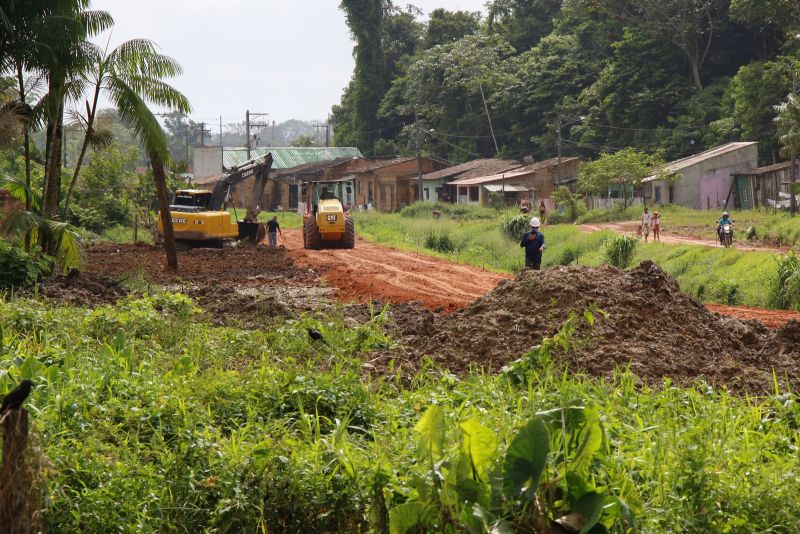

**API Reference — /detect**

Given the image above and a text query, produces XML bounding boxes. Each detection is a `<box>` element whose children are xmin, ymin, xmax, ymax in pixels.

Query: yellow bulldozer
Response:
<box><xmin>302</xmin><ymin>181</ymin><xmax>355</xmax><ymax>249</ymax></box>
<box><xmin>157</xmin><ymin>153</ymin><xmax>273</xmax><ymax>247</ymax></box>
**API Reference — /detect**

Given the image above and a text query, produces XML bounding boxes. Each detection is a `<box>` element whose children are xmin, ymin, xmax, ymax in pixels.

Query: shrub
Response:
<box><xmin>501</xmin><ymin>214</ymin><xmax>530</xmax><ymax>239</ymax></box>
<box><xmin>487</xmin><ymin>192</ymin><xmax>506</xmax><ymax>210</ymax></box>
<box><xmin>558</xmin><ymin>243</ymin><xmax>581</xmax><ymax>265</ymax></box>
<box><xmin>423</xmin><ymin>232</ymin><xmax>457</xmax><ymax>253</ymax></box>
<box><xmin>769</xmin><ymin>251</ymin><xmax>800</xmax><ymax>310</ymax></box>
<box><xmin>0</xmin><ymin>240</ymin><xmax>49</xmax><ymax>290</ymax></box>
<box><xmin>602</xmin><ymin>235</ymin><xmax>638</xmax><ymax>268</ymax></box>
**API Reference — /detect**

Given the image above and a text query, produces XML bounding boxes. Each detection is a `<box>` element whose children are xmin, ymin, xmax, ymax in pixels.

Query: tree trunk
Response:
<box><xmin>152</xmin><ymin>157</ymin><xmax>178</xmax><ymax>271</ymax></box>
<box><xmin>689</xmin><ymin>58</ymin><xmax>703</xmax><ymax>91</ymax></box>
<box><xmin>43</xmin><ymin>109</ymin><xmax>64</xmax><ymax>220</ymax></box>
<box><xmin>1</xmin><ymin>409</ymin><xmax>38</xmax><ymax>533</ymax></box>
<box><xmin>791</xmin><ymin>154</ymin><xmax>798</xmax><ymax>217</ymax></box>
<box><xmin>63</xmin><ymin>84</ymin><xmax>101</xmax><ymax>220</ymax></box>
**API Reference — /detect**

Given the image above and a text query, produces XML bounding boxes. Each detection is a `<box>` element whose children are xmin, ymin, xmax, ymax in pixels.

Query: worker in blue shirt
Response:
<box><xmin>520</xmin><ymin>217</ymin><xmax>545</xmax><ymax>270</ymax></box>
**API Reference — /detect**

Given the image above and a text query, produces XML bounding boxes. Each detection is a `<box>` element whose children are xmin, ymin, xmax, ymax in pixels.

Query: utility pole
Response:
<box><xmin>245</xmin><ymin>110</ymin><xmax>269</xmax><ymax>159</ymax></box>
<box><xmin>555</xmin><ymin>113</ymin><xmax>563</xmax><ymax>186</ymax></box>
<box><xmin>197</xmin><ymin>122</ymin><xmax>211</xmax><ymax>146</ymax></box>
<box><xmin>245</xmin><ymin>110</ymin><xmax>250</xmax><ymax>159</ymax></box>
<box><xmin>184</xmin><ymin>121</ymin><xmax>189</xmax><ymax>164</ymax></box>
<box><xmin>415</xmin><ymin>110</ymin><xmax>424</xmax><ymax>202</ymax></box>
<box><xmin>313</xmin><ymin>122</ymin><xmax>330</xmax><ymax>147</ymax></box>
<box><xmin>219</xmin><ymin>116</ymin><xmax>223</xmax><ymax>146</ymax></box>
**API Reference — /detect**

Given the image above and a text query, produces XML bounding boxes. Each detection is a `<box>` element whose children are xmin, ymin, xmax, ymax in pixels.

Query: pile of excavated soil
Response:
<box><xmin>33</xmin><ymin>270</ymin><xmax>129</xmax><ymax>306</ymax></box>
<box><xmin>385</xmin><ymin>261</ymin><xmax>800</xmax><ymax>393</ymax></box>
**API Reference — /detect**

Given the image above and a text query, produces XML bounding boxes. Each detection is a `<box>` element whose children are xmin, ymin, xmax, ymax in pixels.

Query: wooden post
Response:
<box><xmin>1</xmin><ymin>409</ymin><xmax>35</xmax><ymax>533</ymax></box>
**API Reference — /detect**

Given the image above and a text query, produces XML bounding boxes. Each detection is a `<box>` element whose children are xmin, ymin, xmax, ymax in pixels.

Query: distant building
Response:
<box><xmin>731</xmin><ymin>160</ymin><xmax>800</xmax><ymax>210</ymax></box>
<box><xmin>420</xmin><ymin>159</ymin><xmax>522</xmax><ymax>202</ymax></box>
<box><xmin>642</xmin><ymin>142</ymin><xmax>758</xmax><ymax>210</ymax></box>
<box><xmin>449</xmin><ymin>157</ymin><xmax>582</xmax><ymax>207</ymax></box>
<box><xmin>192</xmin><ymin>145</ymin><xmax>363</xmax><ymax>181</ymax></box>
<box><xmin>349</xmin><ymin>157</ymin><xmax>446</xmax><ymax>212</ymax></box>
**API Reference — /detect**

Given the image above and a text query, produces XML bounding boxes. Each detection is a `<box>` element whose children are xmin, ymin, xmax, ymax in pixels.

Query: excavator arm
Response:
<box><xmin>210</xmin><ymin>152</ymin><xmax>274</xmax><ymax>221</ymax></box>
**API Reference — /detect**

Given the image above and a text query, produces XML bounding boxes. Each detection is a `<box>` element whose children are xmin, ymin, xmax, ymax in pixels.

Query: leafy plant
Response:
<box><xmin>769</xmin><ymin>251</ymin><xmax>800</xmax><ymax>310</ymax></box>
<box><xmin>0</xmin><ymin>239</ymin><xmax>50</xmax><ymax>289</ymax></box>
<box><xmin>501</xmin><ymin>213</ymin><xmax>530</xmax><ymax>239</ymax></box>
<box><xmin>602</xmin><ymin>235</ymin><xmax>639</xmax><ymax>269</ymax></box>
<box><xmin>423</xmin><ymin>231</ymin><xmax>457</xmax><ymax>253</ymax></box>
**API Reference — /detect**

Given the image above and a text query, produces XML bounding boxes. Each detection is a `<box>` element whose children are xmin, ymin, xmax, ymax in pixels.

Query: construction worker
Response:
<box><xmin>266</xmin><ymin>215</ymin><xmax>282</xmax><ymax>249</ymax></box>
<box><xmin>520</xmin><ymin>217</ymin><xmax>545</xmax><ymax>270</ymax></box>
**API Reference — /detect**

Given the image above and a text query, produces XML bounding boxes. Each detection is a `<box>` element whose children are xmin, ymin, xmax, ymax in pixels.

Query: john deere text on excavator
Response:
<box><xmin>158</xmin><ymin>153</ymin><xmax>273</xmax><ymax>246</ymax></box>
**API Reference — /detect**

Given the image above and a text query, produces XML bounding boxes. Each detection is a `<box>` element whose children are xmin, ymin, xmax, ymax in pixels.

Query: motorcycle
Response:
<box><xmin>719</xmin><ymin>223</ymin><xmax>733</xmax><ymax>247</ymax></box>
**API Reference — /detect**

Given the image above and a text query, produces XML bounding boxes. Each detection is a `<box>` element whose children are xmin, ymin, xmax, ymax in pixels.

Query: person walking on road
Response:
<box><xmin>652</xmin><ymin>211</ymin><xmax>661</xmax><ymax>242</ymax></box>
<box><xmin>520</xmin><ymin>217</ymin><xmax>545</xmax><ymax>270</ymax></box>
<box><xmin>641</xmin><ymin>207</ymin><xmax>652</xmax><ymax>242</ymax></box>
<box><xmin>539</xmin><ymin>200</ymin><xmax>547</xmax><ymax>224</ymax></box>
<box><xmin>267</xmin><ymin>216</ymin><xmax>282</xmax><ymax>249</ymax></box>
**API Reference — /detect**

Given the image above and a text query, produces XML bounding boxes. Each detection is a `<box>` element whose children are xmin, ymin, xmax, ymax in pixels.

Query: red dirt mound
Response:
<box><xmin>385</xmin><ymin>261</ymin><xmax>800</xmax><ymax>394</ymax></box>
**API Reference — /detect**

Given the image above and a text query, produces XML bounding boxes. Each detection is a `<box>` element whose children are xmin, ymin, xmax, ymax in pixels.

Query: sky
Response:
<box><xmin>91</xmin><ymin>0</ymin><xmax>488</xmax><ymax>126</ymax></box>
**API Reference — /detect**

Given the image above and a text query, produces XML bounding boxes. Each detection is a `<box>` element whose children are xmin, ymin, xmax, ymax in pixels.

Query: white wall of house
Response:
<box><xmin>192</xmin><ymin>146</ymin><xmax>223</xmax><ymax>180</ymax></box>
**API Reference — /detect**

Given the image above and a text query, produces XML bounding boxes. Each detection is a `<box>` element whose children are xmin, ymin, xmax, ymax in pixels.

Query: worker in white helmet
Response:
<box><xmin>520</xmin><ymin>216</ymin><xmax>545</xmax><ymax>270</ymax></box>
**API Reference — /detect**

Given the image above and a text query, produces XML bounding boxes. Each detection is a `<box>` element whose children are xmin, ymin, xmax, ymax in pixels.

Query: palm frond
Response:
<box><xmin>0</xmin><ymin>174</ymin><xmax>42</xmax><ymax>212</ymax></box>
<box><xmin>1</xmin><ymin>210</ymin><xmax>44</xmax><ymax>241</ymax></box>
<box><xmin>109</xmin><ymin>76</ymin><xmax>171</xmax><ymax>162</ymax></box>
<box><xmin>124</xmin><ymin>75</ymin><xmax>190</xmax><ymax>112</ymax></box>
<box><xmin>66</xmin><ymin>107</ymin><xmax>88</xmax><ymax>130</ymax></box>
<box><xmin>46</xmin><ymin>219</ymin><xmax>84</xmax><ymax>270</ymax></box>
<box><xmin>80</xmin><ymin>9</ymin><xmax>114</xmax><ymax>36</ymax></box>
<box><xmin>88</xmin><ymin>126</ymin><xmax>114</xmax><ymax>150</ymax></box>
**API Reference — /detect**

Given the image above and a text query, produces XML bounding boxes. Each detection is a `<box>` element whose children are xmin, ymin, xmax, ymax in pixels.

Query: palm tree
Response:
<box><xmin>61</xmin><ymin>36</ymin><xmax>190</xmax><ymax>270</ymax></box>
<box><xmin>775</xmin><ymin>93</ymin><xmax>800</xmax><ymax>216</ymax></box>
<box><xmin>109</xmin><ymin>44</ymin><xmax>190</xmax><ymax>271</ymax></box>
<box><xmin>62</xmin><ymin>38</ymin><xmax>184</xmax><ymax>219</ymax></box>
<box><xmin>36</xmin><ymin>3</ymin><xmax>113</xmax><ymax>220</ymax></box>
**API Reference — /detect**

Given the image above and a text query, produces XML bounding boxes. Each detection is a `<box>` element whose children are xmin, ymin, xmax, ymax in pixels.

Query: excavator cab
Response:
<box><xmin>302</xmin><ymin>181</ymin><xmax>355</xmax><ymax>250</ymax></box>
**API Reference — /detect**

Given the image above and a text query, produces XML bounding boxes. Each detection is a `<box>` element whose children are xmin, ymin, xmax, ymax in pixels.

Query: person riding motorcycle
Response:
<box><xmin>716</xmin><ymin>211</ymin><xmax>734</xmax><ymax>244</ymax></box>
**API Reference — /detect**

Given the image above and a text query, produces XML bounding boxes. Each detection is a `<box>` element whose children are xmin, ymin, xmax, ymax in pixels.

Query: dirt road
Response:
<box><xmin>282</xmin><ymin>229</ymin><xmax>800</xmax><ymax>327</ymax></box>
<box><xmin>579</xmin><ymin>222</ymin><xmax>791</xmax><ymax>253</ymax></box>
<box><xmin>283</xmin><ymin>229</ymin><xmax>511</xmax><ymax>312</ymax></box>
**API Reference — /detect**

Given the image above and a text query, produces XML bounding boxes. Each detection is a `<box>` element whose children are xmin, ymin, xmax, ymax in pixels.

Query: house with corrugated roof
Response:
<box><xmin>192</xmin><ymin>146</ymin><xmax>364</xmax><ymax>211</ymax></box>
<box><xmin>731</xmin><ymin>160</ymin><xmax>800</xmax><ymax>210</ymax></box>
<box><xmin>449</xmin><ymin>157</ymin><xmax>582</xmax><ymax>207</ymax></box>
<box><xmin>642</xmin><ymin>142</ymin><xmax>758</xmax><ymax>210</ymax></box>
<box><xmin>420</xmin><ymin>158</ymin><xmax>522</xmax><ymax>202</ymax></box>
<box><xmin>348</xmin><ymin>157</ymin><xmax>446</xmax><ymax>211</ymax></box>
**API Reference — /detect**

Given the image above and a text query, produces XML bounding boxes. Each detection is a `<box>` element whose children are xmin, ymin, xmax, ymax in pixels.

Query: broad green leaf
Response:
<box><xmin>459</xmin><ymin>415</ymin><xmax>497</xmax><ymax>482</ymax></box>
<box><xmin>19</xmin><ymin>354</ymin><xmax>43</xmax><ymax>379</ymax></box>
<box><xmin>574</xmin><ymin>491</ymin><xmax>605</xmax><ymax>534</ymax></box>
<box><xmin>413</xmin><ymin>404</ymin><xmax>446</xmax><ymax>461</ymax></box>
<box><xmin>389</xmin><ymin>502</ymin><xmax>436</xmax><ymax>534</ymax></box>
<box><xmin>503</xmin><ymin>417</ymin><xmax>550</xmax><ymax>499</ymax></box>
<box><xmin>571</xmin><ymin>406</ymin><xmax>603</xmax><ymax>477</ymax></box>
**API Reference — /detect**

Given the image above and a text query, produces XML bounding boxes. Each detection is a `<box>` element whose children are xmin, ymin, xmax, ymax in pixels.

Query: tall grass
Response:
<box><xmin>1</xmin><ymin>296</ymin><xmax>800</xmax><ymax>530</ymax></box>
<box><xmin>355</xmin><ymin>209</ymin><xmax>782</xmax><ymax>308</ymax></box>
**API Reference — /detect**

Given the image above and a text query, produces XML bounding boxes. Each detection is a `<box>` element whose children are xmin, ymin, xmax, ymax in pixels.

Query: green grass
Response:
<box><xmin>2</xmin><ymin>295</ymin><xmax>800</xmax><ymax>531</ymax></box>
<box><xmin>354</xmin><ymin>206</ymin><xmax>786</xmax><ymax>309</ymax></box>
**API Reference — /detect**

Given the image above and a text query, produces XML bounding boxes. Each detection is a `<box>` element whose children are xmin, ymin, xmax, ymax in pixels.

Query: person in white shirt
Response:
<box><xmin>641</xmin><ymin>207</ymin><xmax>652</xmax><ymax>242</ymax></box>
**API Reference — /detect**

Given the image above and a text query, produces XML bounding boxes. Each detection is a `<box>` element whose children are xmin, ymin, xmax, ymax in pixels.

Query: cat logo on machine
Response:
<box><xmin>171</xmin><ymin>217</ymin><xmax>187</xmax><ymax>224</ymax></box>
<box><xmin>326</xmin><ymin>214</ymin><xmax>337</xmax><ymax>222</ymax></box>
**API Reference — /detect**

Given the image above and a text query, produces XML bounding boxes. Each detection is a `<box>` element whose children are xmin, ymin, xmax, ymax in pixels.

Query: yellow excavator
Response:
<box><xmin>157</xmin><ymin>153</ymin><xmax>273</xmax><ymax>247</ymax></box>
<box><xmin>302</xmin><ymin>181</ymin><xmax>355</xmax><ymax>249</ymax></box>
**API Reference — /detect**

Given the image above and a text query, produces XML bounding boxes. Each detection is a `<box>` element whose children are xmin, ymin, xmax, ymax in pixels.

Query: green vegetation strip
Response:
<box><xmin>354</xmin><ymin>204</ymin><xmax>790</xmax><ymax>309</ymax></box>
<box><xmin>2</xmin><ymin>296</ymin><xmax>800</xmax><ymax>531</ymax></box>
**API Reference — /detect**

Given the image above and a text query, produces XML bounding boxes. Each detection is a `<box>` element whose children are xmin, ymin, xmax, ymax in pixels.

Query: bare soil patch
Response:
<box><xmin>380</xmin><ymin>261</ymin><xmax>800</xmax><ymax>394</ymax></box>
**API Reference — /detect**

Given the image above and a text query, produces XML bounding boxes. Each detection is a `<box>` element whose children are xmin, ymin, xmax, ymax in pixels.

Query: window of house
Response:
<box><xmin>424</xmin><ymin>187</ymin><xmax>430</xmax><ymax>200</ymax></box>
<box><xmin>469</xmin><ymin>187</ymin><xmax>480</xmax><ymax>202</ymax></box>
<box><xmin>654</xmin><ymin>186</ymin><xmax>662</xmax><ymax>203</ymax></box>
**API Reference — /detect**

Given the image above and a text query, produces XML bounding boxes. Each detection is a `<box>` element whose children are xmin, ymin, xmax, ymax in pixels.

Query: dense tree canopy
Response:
<box><xmin>333</xmin><ymin>0</ymin><xmax>800</xmax><ymax>166</ymax></box>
